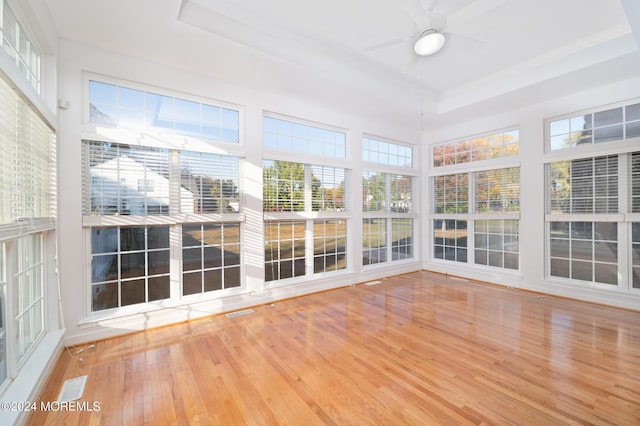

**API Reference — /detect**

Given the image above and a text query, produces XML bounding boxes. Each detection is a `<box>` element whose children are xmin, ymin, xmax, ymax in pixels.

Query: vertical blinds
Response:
<box><xmin>0</xmin><ymin>74</ymin><xmax>55</xmax><ymax>228</ymax></box>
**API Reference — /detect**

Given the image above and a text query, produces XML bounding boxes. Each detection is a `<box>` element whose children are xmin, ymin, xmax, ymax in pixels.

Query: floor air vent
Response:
<box><xmin>57</xmin><ymin>375</ymin><xmax>88</xmax><ymax>402</ymax></box>
<box><xmin>365</xmin><ymin>280</ymin><xmax>382</xmax><ymax>286</ymax></box>
<box><xmin>226</xmin><ymin>309</ymin><xmax>254</xmax><ymax>318</ymax></box>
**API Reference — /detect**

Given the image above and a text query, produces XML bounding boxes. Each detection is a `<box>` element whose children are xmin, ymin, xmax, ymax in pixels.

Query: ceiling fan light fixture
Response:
<box><xmin>414</xmin><ymin>29</ymin><xmax>445</xmax><ymax>56</ymax></box>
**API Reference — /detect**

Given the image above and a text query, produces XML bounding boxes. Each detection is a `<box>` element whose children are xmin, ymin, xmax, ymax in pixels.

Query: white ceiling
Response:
<box><xmin>44</xmin><ymin>0</ymin><xmax>640</xmax><ymax>128</ymax></box>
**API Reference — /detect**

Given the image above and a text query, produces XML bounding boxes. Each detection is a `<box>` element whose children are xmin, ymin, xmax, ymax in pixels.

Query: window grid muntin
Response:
<box><xmin>91</xmin><ymin>226</ymin><xmax>171</xmax><ymax>311</ymax></box>
<box><xmin>362</xmin><ymin>137</ymin><xmax>413</xmax><ymax>167</ymax></box>
<box><xmin>313</xmin><ymin>219</ymin><xmax>347</xmax><ymax>273</ymax></box>
<box><xmin>549</xmin><ymin>221</ymin><xmax>618</xmax><ymax>285</ymax></box>
<box><xmin>88</xmin><ymin>80</ymin><xmax>240</xmax><ymax>143</ymax></box>
<box><xmin>264</xmin><ymin>221</ymin><xmax>306</xmax><ymax>282</ymax></box>
<box><xmin>433</xmin><ymin>129</ymin><xmax>519</xmax><ymax>167</ymax></box>
<box><xmin>182</xmin><ymin>223</ymin><xmax>241</xmax><ymax>296</ymax></box>
<box><xmin>548</xmin><ymin>100</ymin><xmax>640</xmax><ymax>150</ymax></box>
<box><xmin>263</xmin><ymin>116</ymin><xmax>346</xmax><ymax>158</ymax></box>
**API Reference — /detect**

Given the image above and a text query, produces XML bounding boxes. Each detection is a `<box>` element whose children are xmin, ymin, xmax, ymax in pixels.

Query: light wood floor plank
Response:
<box><xmin>29</xmin><ymin>271</ymin><xmax>640</xmax><ymax>425</ymax></box>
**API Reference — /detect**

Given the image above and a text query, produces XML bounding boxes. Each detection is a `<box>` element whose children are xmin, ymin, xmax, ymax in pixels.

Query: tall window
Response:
<box><xmin>430</xmin><ymin>129</ymin><xmax>520</xmax><ymax>270</ymax></box>
<box><xmin>0</xmin><ymin>69</ymin><xmax>55</xmax><ymax>382</ymax></box>
<box><xmin>263</xmin><ymin>116</ymin><xmax>350</xmax><ymax>283</ymax></box>
<box><xmin>362</xmin><ymin>137</ymin><xmax>416</xmax><ymax>266</ymax></box>
<box><xmin>85</xmin><ymin>79</ymin><xmax>243</xmax><ymax>313</ymax></box>
<box><xmin>0</xmin><ymin>244</ymin><xmax>6</xmax><ymax>385</ymax></box>
<box><xmin>0</xmin><ymin>1</ymin><xmax>40</xmax><ymax>92</ymax></box>
<box><xmin>546</xmin><ymin>102</ymin><xmax>639</xmax><ymax>290</ymax></box>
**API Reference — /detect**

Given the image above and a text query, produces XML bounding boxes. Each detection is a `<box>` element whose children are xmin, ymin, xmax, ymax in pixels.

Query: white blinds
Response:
<box><xmin>0</xmin><ymin>74</ymin><xmax>55</xmax><ymax>232</ymax></box>
<box><xmin>546</xmin><ymin>155</ymin><xmax>619</xmax><ymax>215</ymax></box>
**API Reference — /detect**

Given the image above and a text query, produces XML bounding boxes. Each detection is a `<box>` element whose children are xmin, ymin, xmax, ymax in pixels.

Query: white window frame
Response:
<box><xmin>82</xmin><ymin>77</ymin><xmax>246</xmax><ymax>319</ymax></box>
<box><xmin>544</xmin><ymin>102</ymin><xmax>640</xmax><ymax>292</ymax></box>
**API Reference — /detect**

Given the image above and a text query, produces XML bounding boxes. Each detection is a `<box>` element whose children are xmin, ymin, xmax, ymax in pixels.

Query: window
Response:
<box><xmin>84</xmin><ymin>140</ymin><xmax>243</xmax><ymax>311</ymax></box>
<box><xmin>264</xmin><ymin>221</ymin><xmax>306</xmax><ymax>282</ymax></box>
<box><xmin>91</xmin><ymin>226</ymin><xmax>170</xmax><ymax>311</ymax></box>
<box><xmin>363</xmin><ymin>218</ymin><xmax>386</xmax><ymax>265</ymax></box>
<box><xmin>433</xmin><ymin>219</ymin><xmax>468</xmax><ymax>262</ymax></box>
<box><xmin>0</xmin><ymin>1</ymin><xmax>40</xmax><ymax>92</ymax></box>
<box><xmin>549</xmin><ymin>222</ymin><xmax>617</xmax><ymax>285</ymax></box>
<box><xmin>89</xmin><ymin>80</ymin><xmax>240</xmax><ymax>143</ymax></box>
<box><xmin>263</xmin><ymin>160</ymin><xmax>350</xmax><ymax>281</ymax></box>
<box><xmin>548</xmin><ymin>100</ymin><xmax>640</xmax><ymax>150</ymax></box>
<box><xmin>433</xmin><ymin>129</ymin><xmax>519</xmax><ymax>167</ymax></box>
<box><xmin>84</xmin><ymin>79</ymin><xmax>244</xmax><ymax>313</ymax></box>
<box><xmin>362</xmin><ymin>173</ymin><xmax>416</xmax><ymax>264</ymax></box>
<box><xmin>263</xmin><ymin>116</ymin><xmax>345</xmax><ymax>158</ymax></box>
<box><xmin>475</xmin><ymin>220</ymin><xmax>519</xmax><ymax>269</ymax></box>
<box><xmin>263</xmin><ymin>116</ymin><xmax>350</xmax><ymax>283</ymax></box>
<box><xmin>182</xmin><ymin>223</ymin><xmax>241</xmax><ymax>296</ymax></box>
<box><xmin>363</xmin><ymin>137</ymin><xmax>412</xmax><ymax>167</ymax></box>
<box><xmin>0</xmin><ymin>244</ymin><xmax>6</xmax><ymax>386</ymax></box>
<box><xmin>0</xmin><ymin>68</ymin><xmax>55</xmax><ymax>385</ymax></box>
<box><xmin>430</xmin><ymin>129</ymin><xmax>520</xmax><ymax>270</ymax></box>
<box><xmin>313</xmin><ymin>220</ymin><xmax>346</xmax><ymax>273</ymax></box>
<box><xmin>14</xmin><ymin>234</ymin><xmax>45</xmax><ymax>363</ymax></box>
<box><xmin>547</xmin><ymin>156</ymin><xmax>618</xmax><ymax>214</ymax></box>
<box><xmin>633</xmin><ymin>223</ymin><xmax>640</xmax><ymax>289</ymax></box>
<box><xmin>180</xmin><ymin>151</ymin><xmax>240</xmax><ymax>214</ymax></box>
<box><xmin>84</xmin><ymin>142</ymin><xmax>170</xmax><ymax>216</ymax></box>
<box><xmin>362</xmin><ymin>136</ymin><xmax>416</xmax><ymax>267</ymax></box>
<box><xmin>546</xmin><ymin>104</ymin><xmax>639</xmax><ymax>289</ymax></box>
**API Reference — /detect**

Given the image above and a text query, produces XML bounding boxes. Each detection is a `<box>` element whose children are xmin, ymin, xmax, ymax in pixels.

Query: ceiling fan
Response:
<box><xmin>366</xmin><ymin>0</ymin><xmax>502</xmax><ymax>57</ymax></box>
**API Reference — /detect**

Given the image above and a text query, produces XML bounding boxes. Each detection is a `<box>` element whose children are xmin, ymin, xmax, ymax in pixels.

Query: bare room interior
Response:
<box><xmin>0</xmin><ymin>0</ymin><xmax>639</xmax><ymax>424</ymax></box>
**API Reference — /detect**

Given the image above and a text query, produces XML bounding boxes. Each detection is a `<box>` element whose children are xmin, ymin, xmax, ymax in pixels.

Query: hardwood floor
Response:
<box><xmin>30</xmin><ymin>271</ymin><xmax>640</xmax><ymax>425</ymax></box>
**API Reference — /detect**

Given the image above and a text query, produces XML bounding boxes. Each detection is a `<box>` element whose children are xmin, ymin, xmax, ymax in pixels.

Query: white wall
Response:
<box><xmin>422</xmin><ymin>75</ymin><xmax>640</xmax><ymax>311</ymax></box>
<box><xmin>57</xmin><ymin>39</ymin><xmax>424</xmax><ymax>344</ymax></box>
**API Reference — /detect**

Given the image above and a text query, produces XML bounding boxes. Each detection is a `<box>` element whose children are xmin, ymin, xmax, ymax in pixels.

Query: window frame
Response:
<box><xmin>82</xmin><ymin>77</ymin><xmax>246</xmax><ymax>318</ymax></box>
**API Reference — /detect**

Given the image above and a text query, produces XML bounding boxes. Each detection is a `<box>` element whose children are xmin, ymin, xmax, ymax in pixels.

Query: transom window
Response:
<box><xmin>433</xmin><ymin>129</ymin><xmax>519</xmax><ymax>167</ymax></box>
<box><xmin>0</xmin><ymin>1</ymin><xmax>40</xmax><ymax>92</ymax></box>
<box><xmin>263</xmin><ymin>116</ymin><xmax>346</xmax><ymax>158</ymax></box>
<box><xmin>88</xmin><ymin>80</ymin><xmax>240</xmax><ymax>143</ymax></box>
<box><xmin>362</xmin><ymin>137</ymin><xmax>413</xmax><ymax>167</ymax></box>
<box><xmin>548</xmin><ymin>100</ymin><xmax>640</xmax><ymax>150</ymax></box>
